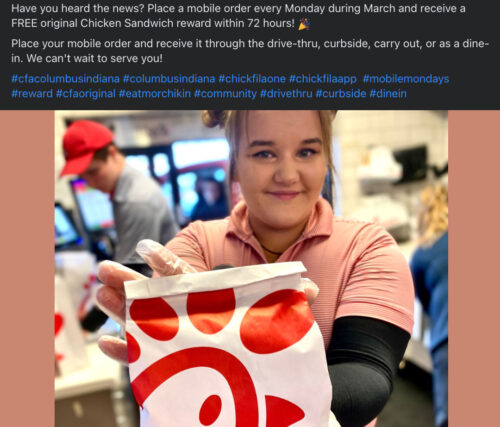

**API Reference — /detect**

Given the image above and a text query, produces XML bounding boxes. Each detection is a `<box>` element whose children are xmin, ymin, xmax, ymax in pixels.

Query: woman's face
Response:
<box><xmin>235</xmin><ymin>111</ymin><xmax>328</xmax><ymax>232</ymax></box>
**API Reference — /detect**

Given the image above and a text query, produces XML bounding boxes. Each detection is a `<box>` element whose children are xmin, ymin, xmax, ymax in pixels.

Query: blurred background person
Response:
<box><xmin>60</xmin><ymin>120</ymin><xmax>179</xmax><ymax>266</ymax></box>
<box><xmin>411</xmin><ymin>183</ymin><xmax>448</xmax><ymax>427</ymax></box>
<box><xmin>190</xmin><ymin>177</ymin><xmax>229</xmax><ymax>221</ymax></box>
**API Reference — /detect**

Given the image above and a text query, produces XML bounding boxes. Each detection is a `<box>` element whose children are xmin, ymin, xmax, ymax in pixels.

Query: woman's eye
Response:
<box><xmin>252</xmin><ymin>151</ymin><xmax>274</xmax><ymax>159</ymax></box>
<box><xmin>298</xmin><ymin>148</ymin><xmax>318</xmax><ymax>157</ymax></box>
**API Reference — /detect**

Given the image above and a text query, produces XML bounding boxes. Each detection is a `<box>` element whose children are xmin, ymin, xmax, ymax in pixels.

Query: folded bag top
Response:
<box><xmin>124</xmin><ymin>261</ymin><xmax>307</xmax><ymax>299</ymax></box>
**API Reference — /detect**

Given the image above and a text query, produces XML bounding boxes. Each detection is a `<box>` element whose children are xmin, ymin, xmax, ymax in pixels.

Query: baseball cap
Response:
<box><xmin>59</xmin><ymin>120</ymin><xmax>114</xmax><ymax>177</ymax></box>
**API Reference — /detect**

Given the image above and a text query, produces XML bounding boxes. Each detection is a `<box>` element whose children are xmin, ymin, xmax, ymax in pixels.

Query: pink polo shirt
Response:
<box><xmin>167</xmin><ymin>197</ymin><xmax>414</xmax><ymax>349</ymax></box>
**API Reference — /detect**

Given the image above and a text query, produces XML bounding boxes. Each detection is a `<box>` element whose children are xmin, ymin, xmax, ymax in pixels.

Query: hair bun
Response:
<box><xmin>201</xmin><ymin>110</ymin><xmax>226</xmax><ymax>128</ymax></box>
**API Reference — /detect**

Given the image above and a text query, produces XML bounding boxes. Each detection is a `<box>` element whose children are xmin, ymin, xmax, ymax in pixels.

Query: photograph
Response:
<box><xmin>54</xmin><ymin>110</ymin><xmax>448</xmax><ymax>427</ymax></box>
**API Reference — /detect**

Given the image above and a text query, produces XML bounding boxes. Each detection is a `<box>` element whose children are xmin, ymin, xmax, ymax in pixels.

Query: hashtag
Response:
<box><xmin>11</xmin><ymin>89</ymin><xmax>18</xmax><ymax>98</ymax></box>
<box><xmin>219</xmin><ymin>74</ymin><xmax>225</xmax><ymax>83</ymax></box>
<box><xmin>370</xmin><ymin>89</ymin><xmax>376</xmax><ymax>98</ymax></box>
<box><xmin>55</xmin><ymin>89</ymin><xmax>62</xmax><ymax>97</ymax></box>
<box><xmin>123</xmin><ymin>74</ymin><xmax>129</xmax><ymax>83</ymax></box>
<box><xmin>363</xmin><ymin>74</ymin><xmax>369</xmax><ymax>83</ymax></box>
<box><xmin>316</xmin><ymin>89</ymin><xmax>322</xmax><ymax>97</ymax></box>
<box><xmin>194</xmin><ymin>89</ymin><xmax>200</xmax><ymax>98</ymax></box>
<box><xmin>289</xmin><ymin>74</ymin><xmax>296</xmax><ymax>83</ymax></box>
<box><xmin>11</xmin><ymin>74</ymin><xmax>18</xmax><ymax>83</ymax></box>
<box><xmin>119</xmin><ymin>89</ymin><xmax>125</xmax><ymax>97</ymax></box>
<box><xmin>260</xmin><ymin>89</ymin><xmax>266</xmax><ymax>97</ymax></box>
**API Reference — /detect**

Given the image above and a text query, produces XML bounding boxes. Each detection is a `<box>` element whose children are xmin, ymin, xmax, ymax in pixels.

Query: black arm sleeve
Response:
<box><xmin>80</xmin><ymin>306</ymin><xmax>108</xmax><ymax>332</ymax></box>
<box><xmin>327</xmin><ymin>316</ymin><xmax>411</xmax><ymax>427</ymax></box>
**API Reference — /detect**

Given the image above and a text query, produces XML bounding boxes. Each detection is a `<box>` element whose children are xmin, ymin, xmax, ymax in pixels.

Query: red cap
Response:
<box><xmin>59</xmin><ymin>120</ymin><xmax>114</xmax><ymax>176</ymax></box>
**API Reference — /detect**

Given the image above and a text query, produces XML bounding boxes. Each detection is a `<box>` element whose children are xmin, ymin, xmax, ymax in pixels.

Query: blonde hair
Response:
<box><xmin>201</xmin><ymin>110</ymin><xmax>336</xmax><ymax>182</ymax></box>
<box><xmin>418</xmin><ymin>183</ymin><xmax>448</xmax><ymax>246</ymax></box>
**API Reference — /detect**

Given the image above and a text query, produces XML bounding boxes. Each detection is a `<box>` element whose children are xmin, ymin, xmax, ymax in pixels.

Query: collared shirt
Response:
<box><xmin>113</xmin><ymin>163</ymin><xmax>179</xmax><ymax>264</ymax></box>
<box><xmin>167</xmin><ymin>197</ymin><xmax>414</xmax><ymax>348</ymax></box>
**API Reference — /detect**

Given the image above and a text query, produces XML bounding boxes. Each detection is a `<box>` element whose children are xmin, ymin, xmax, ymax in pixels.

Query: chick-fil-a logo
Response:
<box><xmin>127</xmin><ymin>288</ymin><xmax>314</xmax><ymax>426</ymax></box>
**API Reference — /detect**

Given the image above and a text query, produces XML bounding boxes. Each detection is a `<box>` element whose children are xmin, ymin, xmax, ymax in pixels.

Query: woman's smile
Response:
<box><xmin>267</xmin><ymin>190</ymin><xmax>302</xmax><ymax>201</ymax></box>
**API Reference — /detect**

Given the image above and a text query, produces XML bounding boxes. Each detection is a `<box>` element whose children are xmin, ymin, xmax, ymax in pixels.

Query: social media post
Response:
<box><xmin>2</xmin><ymin>1</ymin><xmax>499</xmax><ymax>426</ymax></box>
<box><xmin>4</xmin><ymin>1</ymin><xmax>499</xmax><ymax>108</ymax></box>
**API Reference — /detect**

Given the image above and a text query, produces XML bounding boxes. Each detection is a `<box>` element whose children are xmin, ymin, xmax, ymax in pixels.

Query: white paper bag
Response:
<box><xmin>54</xmin><ymin>275</ymin><xmax>89</xmax><ymax>375</ymax></box>
<box><xmin>55</xmin><ymin>251</ymin><xmax>97</xmax><ymax>319</ymax></box>
<box><xmin>125</xmin><ymin>262</ymin><xmax>332</xmax><ymax>426</ymax></box>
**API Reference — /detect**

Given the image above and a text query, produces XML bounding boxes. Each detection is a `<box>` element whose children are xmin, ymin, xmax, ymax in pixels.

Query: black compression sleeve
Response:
<box><xmin>80</xmin><ymin>306</ymin><xmax>108</xmax><ymax>332</ymax></box>
<box><xmin>327</xmin><ymin>316</ymin><xmax>411</xmax><ymax>427</ymax></box>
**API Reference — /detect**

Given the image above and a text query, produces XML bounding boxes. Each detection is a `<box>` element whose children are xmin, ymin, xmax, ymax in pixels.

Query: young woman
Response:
<box><xmin>97</xmin><ymin>110</ymin><xmax>414</xmax><ymax>427</ymax></box>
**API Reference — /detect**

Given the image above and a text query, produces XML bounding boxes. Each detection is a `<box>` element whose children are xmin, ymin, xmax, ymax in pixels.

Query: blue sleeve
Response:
<box><xmin>410</xmin><ymin>248</ymin><xmax>430</xmax><ymax>312</ymax></box>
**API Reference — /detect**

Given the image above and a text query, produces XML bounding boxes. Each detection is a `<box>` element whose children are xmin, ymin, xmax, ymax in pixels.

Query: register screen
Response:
<box><xmin>55</xmin><ymin>205</ymin><xmax>81</xmax><ymax>247</ymax></box>
<box><xmin>70</xmin><ymin>178</ymin><xmax>115</xmax><ymax>232</ymax></box>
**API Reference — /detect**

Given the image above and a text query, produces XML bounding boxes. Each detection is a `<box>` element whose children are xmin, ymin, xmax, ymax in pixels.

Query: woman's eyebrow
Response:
<box><xmin>249</xmin><ymin>140</ymin><xmax>274</xmax><ymax>147</ymax></box>
<box><xmin>248</xmin><ymin>137</ymin><xmax>322</xmax><ymax>148</ymax></box>
<box><xmin>303</xmin><ymin>138</ymin><xmax>322</xmax><ymax>145</ymax></box>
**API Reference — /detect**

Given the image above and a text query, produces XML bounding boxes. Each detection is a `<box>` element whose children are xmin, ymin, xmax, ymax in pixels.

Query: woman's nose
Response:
<box><xmin>274</xmin><ymin>157</ymin><xmax>299</xmax><ymax>185</ymax></box>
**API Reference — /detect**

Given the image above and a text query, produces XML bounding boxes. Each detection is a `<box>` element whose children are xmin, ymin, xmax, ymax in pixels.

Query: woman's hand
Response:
<box><xmin>301</xmin><ymin>278</ymin><xmax>320</xmax><ymax>307</ymax></box>
<box><xmin>95</xmin><ymin>240</ymin><xmax>196</xmax><ymax>364</ymax></box>
<box><xmin>95</xmin><ymin>239</ymin><xmax>319</xmax><ymax>364</ymax></box>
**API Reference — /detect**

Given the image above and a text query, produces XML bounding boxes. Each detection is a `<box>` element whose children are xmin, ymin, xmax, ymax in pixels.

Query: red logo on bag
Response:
<box><xmin>128</xmin><ymin>288</ymin><xmax>313</xmax><ymax>425</ymax></box>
